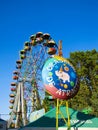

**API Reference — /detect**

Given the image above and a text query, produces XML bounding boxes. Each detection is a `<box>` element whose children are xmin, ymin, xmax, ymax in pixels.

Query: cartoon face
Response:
<box><xmin>55</xmin><ymin>70</ymin><xmax>70</xmax><ymax>83</ymax></box>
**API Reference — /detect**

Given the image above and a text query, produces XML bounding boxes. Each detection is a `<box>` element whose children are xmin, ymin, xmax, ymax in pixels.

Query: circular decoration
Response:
<box><xmin>42</xmin><ymin>55</ymin><xmax>79</xmax><ymax>100</ymax></box>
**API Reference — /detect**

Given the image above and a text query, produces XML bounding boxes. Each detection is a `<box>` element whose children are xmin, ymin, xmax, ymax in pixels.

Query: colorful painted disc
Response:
<box><xmin>42</xmin><ymin>55</ymin><xmax>79</xmax><ymax>100</ymax></box>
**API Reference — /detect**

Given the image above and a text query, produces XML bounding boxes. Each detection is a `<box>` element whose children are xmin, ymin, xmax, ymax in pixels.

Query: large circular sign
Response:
<box><xmin>42</xmin><ymin>55</ymin><xmax>79</xmax><ymax>100</ymax></box>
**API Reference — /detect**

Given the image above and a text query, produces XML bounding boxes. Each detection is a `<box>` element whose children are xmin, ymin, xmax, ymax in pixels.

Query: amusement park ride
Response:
<box><xmin>8</xmin><ymin>32</ymin><xmax>79</xmax><ymax>130</ymax></box>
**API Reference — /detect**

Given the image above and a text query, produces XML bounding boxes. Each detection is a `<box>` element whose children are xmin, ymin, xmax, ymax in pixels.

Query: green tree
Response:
<box><xmin>68</xmin><ymin>49</ymin><xmax>98</xmax><ymax>117</ymax></box>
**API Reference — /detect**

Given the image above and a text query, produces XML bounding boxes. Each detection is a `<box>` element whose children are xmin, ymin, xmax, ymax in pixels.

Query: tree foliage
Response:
<box><xmin>68</xmin><ymin>49</ymin><xmax>98</xmax><ymax>117</ymax></box>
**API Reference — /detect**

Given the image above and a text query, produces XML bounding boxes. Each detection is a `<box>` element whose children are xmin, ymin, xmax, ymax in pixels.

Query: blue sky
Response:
<box><xmin>0</xmin><ymin>0</ymin><xmax>98</xmax><ymax>120</ymax></box>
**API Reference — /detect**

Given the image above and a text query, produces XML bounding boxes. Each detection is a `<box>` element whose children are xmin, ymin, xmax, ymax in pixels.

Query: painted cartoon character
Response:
<box><xmin>55</xmin><ymin>67</ymin><xmax>70</xmax><ymax>83</ymax></box>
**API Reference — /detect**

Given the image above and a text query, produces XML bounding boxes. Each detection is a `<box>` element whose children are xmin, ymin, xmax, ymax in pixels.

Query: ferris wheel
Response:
<box><xmin>8</xmin><ymin>32</ymin><xmax>58</xmax><ymax>128</ymax></box>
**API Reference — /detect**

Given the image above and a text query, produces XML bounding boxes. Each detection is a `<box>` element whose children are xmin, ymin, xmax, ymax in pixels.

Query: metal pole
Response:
<box><xmin>66</xmin><ymin>101</ymin><xmax>71</xmax><ymax>129</ymax></box>
<box><xmin>15</xmin><ymin>83</ymin><xmax>21</xmax><ymax>128</ymax></box>
<box><xmin>58</xmin><ymin>40</ymin><xmax>63</xmax><ymax>56</ymax></box>
<box><xmin>21</xmin><ymin>82</ymin><xmax>27</xmax><ymax>126</ymax></box>
<box><xmin>56</xmin><ymin>99</ymin><xmax>59</xmax><ymax>130</ymax></box>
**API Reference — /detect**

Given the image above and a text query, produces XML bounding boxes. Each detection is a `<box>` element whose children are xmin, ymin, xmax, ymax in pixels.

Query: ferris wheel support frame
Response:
<box><xmin>8</xmin><ymin>82</ymin><xmax>27</xmax><ymax>128</ymax></box>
